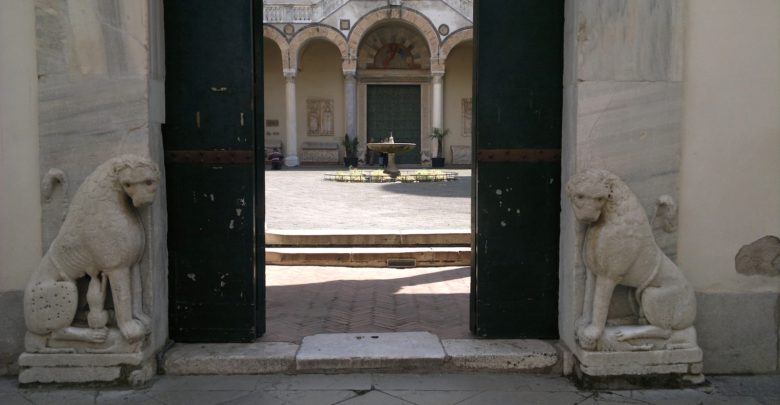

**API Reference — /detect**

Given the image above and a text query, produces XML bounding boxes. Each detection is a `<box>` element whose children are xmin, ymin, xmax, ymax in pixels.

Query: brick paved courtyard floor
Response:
<box><xmin>260</xmin><ymin>266</ymin><xmax>471</xmax><ymax>343</ymax></box>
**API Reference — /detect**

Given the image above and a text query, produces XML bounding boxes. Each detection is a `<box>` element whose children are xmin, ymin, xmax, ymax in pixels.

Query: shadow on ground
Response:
<box><xmin>260</xmin><ymin>266</ymin><xmax>471</xmax><ymax>342</ymax></box>
<box><xmin>379</xmin><ymin>175</ymin><xmax>471</xmax><ymax>198</ymax></box>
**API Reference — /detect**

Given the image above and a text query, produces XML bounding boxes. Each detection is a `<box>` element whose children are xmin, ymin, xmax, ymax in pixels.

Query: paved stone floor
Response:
<box><xmin>3</xmin><ymin>374</ymin><xmax>779</xmax><ymax>404</ymax></box>
<box><xmin>260</xmin><ymin>266</ymin><xmax>471</xmax><ymax>343</ymax></box>
<box><xmin>265</xmin><ymin>167</ymin><xmax>471</xmax><ymax>231</ymax></box>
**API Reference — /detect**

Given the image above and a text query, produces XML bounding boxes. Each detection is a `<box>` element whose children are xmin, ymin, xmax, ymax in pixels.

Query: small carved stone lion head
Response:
<box><xmin>565</xmin><ymin>169</ymin><xmax>617</xmax><ymax>224</ymax></box>
<box><xmin>112</xmin><ymin>155</ymin><xmax>161</xmax><ymax>208</ymax></box>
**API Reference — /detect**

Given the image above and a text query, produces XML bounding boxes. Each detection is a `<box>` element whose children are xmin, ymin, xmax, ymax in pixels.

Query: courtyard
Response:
<box><xmin>262</xmin><ymin>167</ymin><xmax>473</xmax><ymax>342</ymax></box>
<box><xmin>264</xmin><ymin>167</ymin><xmax>471</xmax><ymax>232</ymax></box>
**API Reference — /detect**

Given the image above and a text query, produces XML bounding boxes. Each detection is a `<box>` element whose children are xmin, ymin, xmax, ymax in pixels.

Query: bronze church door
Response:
<box><xmin>163</xmin><ymin>0</ymin><xmax>265</xmax><ymax>342</ymax></box>
<box><xmin>367</xmin><ymin>85</ymin><xmax>421</xmax><ymax>164</ymax></box>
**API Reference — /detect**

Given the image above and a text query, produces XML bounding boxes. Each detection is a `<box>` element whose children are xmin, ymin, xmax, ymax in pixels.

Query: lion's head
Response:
<box><xmin>111</xmin><ymin>155</ymin><xmax>161</xmax><ymax>208</ymax></box>
<box><xmin>565</xmin><ymin>169</ymin><xmax>620</xmax><ymax>224</ymax></box>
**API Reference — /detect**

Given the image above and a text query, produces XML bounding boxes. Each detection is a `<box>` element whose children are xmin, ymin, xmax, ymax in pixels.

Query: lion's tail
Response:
<box><xmin>41</xmin><ymin>168</ymin><xmax>69</xmax><ymax>220</ymax></box>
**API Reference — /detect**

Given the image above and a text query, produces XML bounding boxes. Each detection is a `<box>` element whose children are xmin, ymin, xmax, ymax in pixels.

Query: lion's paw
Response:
<box><xmin>119</xmin><ymin>319</ymin><xmax>146</xmax><ymax>342</ymax></box>
<box><xmin>577</xmin><ymin>325</ymin><xmax>602</xmax><ymax>350</ymax></box>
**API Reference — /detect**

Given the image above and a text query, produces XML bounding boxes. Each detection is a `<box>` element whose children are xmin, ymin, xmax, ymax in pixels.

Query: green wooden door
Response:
<box><xmin>163</xmin><ymin>0</ymin><xmax>264</xmax><ymax>342</ymax></box>
<box><xmin>471</xmin><ymin>0</ymin><xmax>564</xmax><ymax>338</ymax></box>
<box><xmin>367</xmin><ymin>85</ymin><xmax>421</xmax><ymax>164</ymax></box>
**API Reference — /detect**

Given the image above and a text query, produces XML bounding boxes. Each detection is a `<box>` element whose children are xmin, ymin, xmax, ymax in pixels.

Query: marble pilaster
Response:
<box><xmin>284</xmin><ymin>70</ymin><xmax>300</xmax><ymax>167</ymax></box>
<box><xmin>561</xmin><ymin>0</ymin><xmax>690</xmax><ymax>384</ymax></box>
<box><xmin>344</xmin><ymin>71</ymin><xmax>357</xmax><ymax>141</ymax></box>
<box><xmin>29</xmin><ymin>0</ymin><xmax>166</xmax><ymax>385</ymax></box>
<box><xmin>431</xmin><ymin>72</ymin><xmax>445</xmax><ymax>158</ymax></box>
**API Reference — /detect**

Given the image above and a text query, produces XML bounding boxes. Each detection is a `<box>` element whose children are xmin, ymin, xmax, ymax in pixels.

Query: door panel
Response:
<box><xmin>163</xmin><ymin>0</ymin><xmax>264</xmax><ymax>342</ymax></box>
<box><xmin>471</xmin><ymin>0</ymin><xmax>564</xmax><ymax>338</ymax></box>
<box><xmin>367</xmin><ymin>85</ymin><xmax>421</xmax><ymax>164</ymax></box>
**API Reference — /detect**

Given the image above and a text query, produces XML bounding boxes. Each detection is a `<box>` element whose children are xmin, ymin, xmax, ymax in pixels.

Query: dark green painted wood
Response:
<box><xmin>163</xmin><ymin>0</ymin><xmax>263</xmax><ymax>342</ymax></box>
<box><xmin>367</xmin><ymin>85</ymin><xmax>421</xmax><ymax>164</ymax></box>
<box><xmin>252</xmin><ymin>0</ymin><xmax>266</xmax><ymax>338</ymax></box>
<box><xmin>471</xmin><ymin>0</ymin><xmax>564</xmax><ymax>338</ymax></box>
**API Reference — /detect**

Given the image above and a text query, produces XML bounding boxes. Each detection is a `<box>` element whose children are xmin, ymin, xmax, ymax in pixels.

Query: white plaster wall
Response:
<box><xmin>0</xmin><ymin>0</ymin><xmax>41</xmax><ymax>291</ymax></box>
<box><xmin>295</xmin><ymin>40</ymin><xmax>345</xmax><ymax>149</ymax></box>
<box><xmin>264</xmin><ymin>38</ymin><xmax>287</xmax><ymax>145</ymax></box>
<box><xmin>443</xmin><ymin>42</ymin><xmax>472</xmax><ymax>157</ymax></box>
<box><xmin>678</xmin><ymin>0</ymin><xmax>780</xmax><ymax>293</ymax></box>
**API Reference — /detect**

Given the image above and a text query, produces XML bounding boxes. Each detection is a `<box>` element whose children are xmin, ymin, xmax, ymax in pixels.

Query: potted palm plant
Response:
<box><xmin>342</xmin><ymin>134</ymin><xmax>359</xmax><ymax>167</ymax></box>
<box><xmin>429</xmin><ymin>127</ymin><xmax>449</xmax><ymax>168</ymax></box>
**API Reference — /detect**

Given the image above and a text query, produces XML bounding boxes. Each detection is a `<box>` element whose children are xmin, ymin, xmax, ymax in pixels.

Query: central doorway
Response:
<box><xmin>367</xmin><ymin>85</ymin><xmax>422</xmax><ymax>164</ymax></box>
<box><xmin>163</xmin><ymin>0</ymin><xmax>564</xmax><ymax>343</ymax></box>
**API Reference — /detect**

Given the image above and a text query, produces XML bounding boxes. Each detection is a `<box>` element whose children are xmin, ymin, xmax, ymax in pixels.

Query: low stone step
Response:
<box><xmin>265</xmin><ymin>229</ymin><xmax>470</xmax><ymax>247</ymax></box>
<box><xmin>163</xmin><ymin>342</ymin><xmax>299</xmax><ymax>375</ymax></box>
<box><xmin>296</xmin><ymin>332</ymin><xmax>446</xmax><ymax>372</ymax></box>
<box><xmin>161</xmin><ymin>334</ymin><xmax>561</xmax><ymax>375</ymax></box>
<box><xmin>265</xmin><ymin>246</ymin><xmax>471</xmax><ymax>267</ymax></box>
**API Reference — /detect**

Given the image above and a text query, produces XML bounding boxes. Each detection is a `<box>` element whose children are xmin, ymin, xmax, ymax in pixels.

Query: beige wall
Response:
<box><xmin>678</xmin><ymin>0</ymin><xmax>780</xmax><ymax>293</ymax></box>
<box><xmin>443</xmin><ymin>42</ymin><xmax>473</xmax><ymax>159</ymax></box>
<box><xmin>0</xmin><ymin>0</ymin><xmax>41</xmax><ymax>291</ymax></box>
<box><xmin>263</xmin><ymin>38</ymin><xmax>287</xmax><ymax>147</ymax></box>
<box><xmin>296</xmin><ymin>40</ymin><xmax>345</xmax><ymax>149</ymax></box>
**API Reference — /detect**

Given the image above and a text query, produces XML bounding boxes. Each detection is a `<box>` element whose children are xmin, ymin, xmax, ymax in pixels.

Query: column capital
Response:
<box><xmin>283</xmin><ymin>69</ymin><xmax>296</xmax><ymax>82</ymax></box>
<box><xmin>343</xmin><ymin>70</ymin><xmax>357</xmax><ymax>79</ymax></box>
<box><xmin>431</xmin><ymin>71</ymin><xmax>445</xmax><ymax>83</ymax></box>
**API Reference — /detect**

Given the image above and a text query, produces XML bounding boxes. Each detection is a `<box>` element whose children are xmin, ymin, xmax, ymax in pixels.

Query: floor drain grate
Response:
<box><xmin>387</xmin><ymin>258</ymin><xmax>416</xmax><ymax>268</ymax></box>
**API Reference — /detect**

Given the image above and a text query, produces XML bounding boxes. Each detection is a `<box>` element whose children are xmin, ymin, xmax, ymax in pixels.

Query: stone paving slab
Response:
<box><xmin>296</xmin><ymin>332</ymin><xmax>446</xmax><ymax>372</ymax></box>
<box><xmin>443</xmin><ymin>339</ymin><xmax>559</xmax><ymax>371</ymax></box>
<box><xmin>163</xmin><ymin>342</ymin><xmax>298</xmax><ymax>375</ymax></box>
<box><xmin>2</xmin><ymin>374</ymin><xmax>779</xmax><ymax>404</ymax></box>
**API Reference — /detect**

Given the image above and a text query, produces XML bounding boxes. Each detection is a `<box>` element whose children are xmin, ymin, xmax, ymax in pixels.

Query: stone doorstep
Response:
<box><xmin>265</xmin><ymin>229</ymin><xmax>471</xmax><ymax>247</ymax></box>
<box><xmin>265</xmin><ymin>247</ymin><xmax>471</xmax><ymax>267</ymax></box>
<box><xmin>162</xmin><ymin>333</ymin><xmax>561</xmax><ymax>375</ymax></box>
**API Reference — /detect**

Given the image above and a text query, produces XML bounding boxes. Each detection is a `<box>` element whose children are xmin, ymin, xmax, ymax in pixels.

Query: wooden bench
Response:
<box><xmin>451</xmin><ymin>145</ymin><xmax>472</xmax><ymax>165</ymax></box>
<box><xmin>301</xmin><ymin>141</ymin><xmax>340</xmax><ymax>164</ymax></box>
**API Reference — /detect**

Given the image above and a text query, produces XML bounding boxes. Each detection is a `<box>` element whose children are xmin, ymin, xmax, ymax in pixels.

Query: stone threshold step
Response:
<box><xmin>265</xmin><ymin>247</ymin><xmax>471</xmax><ymax>267</ymax></box>
<box><xmin>266</xmin><ymin>229</ymin><xmax>471</xmax><ymax>247</ymax></box>
<box><xmin>162</xmin><ymin>332</ymin><xmax>561</xmax><ymax>375</ymax></box>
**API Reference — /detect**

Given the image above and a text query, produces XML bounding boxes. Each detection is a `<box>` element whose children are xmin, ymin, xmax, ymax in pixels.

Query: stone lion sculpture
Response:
<box><xmin>566</xmin><ymin>169</ymin><xmax>697</xmax><ymax>352</ymax></box>
<box><xmin>24</xmin><ymin>154</ymin><xmax>160</xmax><ymax>353</ymax></box>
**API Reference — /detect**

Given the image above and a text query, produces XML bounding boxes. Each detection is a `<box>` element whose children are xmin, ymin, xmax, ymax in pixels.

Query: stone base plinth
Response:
<box><xmin>18</xmin><ymin>350</ymin><xmax>155</xmax><ymax>386</ymax></box>
<box><xmin>572</xmin><ymin>345</ymin><xmax>704</xmax><ymax>389</ymax></box>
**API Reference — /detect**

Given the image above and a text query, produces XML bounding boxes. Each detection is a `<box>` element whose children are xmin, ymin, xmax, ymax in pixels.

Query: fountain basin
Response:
<box><xmin>366</xmin><ymin>143</ymin><xmax>416</xmax><ymax>154</ymax></box>
<box><xmin>366</xmin><ymin>142</ymin><xmax>417</xmax><ymax>178</ymax></box>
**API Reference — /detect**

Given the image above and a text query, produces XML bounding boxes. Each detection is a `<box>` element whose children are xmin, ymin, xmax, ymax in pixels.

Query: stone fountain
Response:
<box><xmin>366</xmin><ymin>135</ymin><xmax>416</xmax><ymax>179</ymax></box>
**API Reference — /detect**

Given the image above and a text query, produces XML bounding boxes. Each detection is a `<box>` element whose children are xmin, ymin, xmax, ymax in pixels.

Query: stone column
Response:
<box><xmin>431</xmin><ymin>72</ymin><xmax>445</xmax><ymax>158</ymax></box>
<box><xmin>284</xmin><ymin>70</ymin><xmax>300</xmax><ymax>167</ymax></box>
<box><xmin>344</xmin><ymin>71</ymin><xmax>357</xmax><ymax>140</ymax></box>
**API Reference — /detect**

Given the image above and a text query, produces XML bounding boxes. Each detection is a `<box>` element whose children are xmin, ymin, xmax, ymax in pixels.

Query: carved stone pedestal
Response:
<box><xmin>18</xmin><ymin>350</ymin><xmax>156</xmax><ymax>386</ymax></box>
<box><xmin>572</xmin><ymin>344</ymin><xmax>704</xmax><ymax>389</ymax></box>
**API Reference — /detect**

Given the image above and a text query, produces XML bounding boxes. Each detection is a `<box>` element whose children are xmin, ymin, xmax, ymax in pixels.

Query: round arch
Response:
<box><xmin>263</xmin><ymin>25</ymin><xmax>290</xmax><ymax>71</ymax></box>
<box><xmin>347</xmin><ymin>7</ymin><xmax>440</xmax><ymax>70</ymax></box>
<box><xmin>289</xmin><ymin>25</ymin><xmax>349</xmax><ymax>72</ymax></box>
<box><xmin>440</xmin><ymin>27</ymin><xmax>473</xmax><ymax>62</ymax></box>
